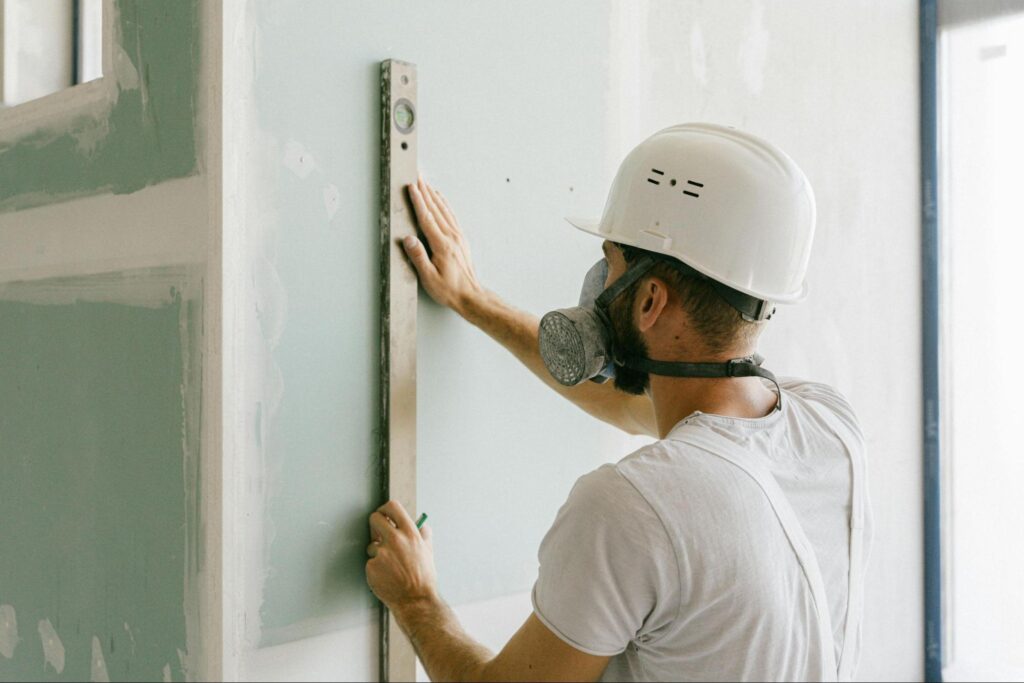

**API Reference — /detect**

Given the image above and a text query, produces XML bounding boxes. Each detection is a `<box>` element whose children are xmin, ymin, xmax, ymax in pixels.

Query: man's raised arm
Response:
<box><xmin>401</xmin><ymin>177</ymin><xmax>656</xmax><ymax>437</ymax></box>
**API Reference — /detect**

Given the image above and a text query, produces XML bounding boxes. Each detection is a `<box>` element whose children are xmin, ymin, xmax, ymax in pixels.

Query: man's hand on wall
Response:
<box><xmin>403</xmin><ymin>176</ymin><xmax>485</xmax><ymax>317</ymax></box>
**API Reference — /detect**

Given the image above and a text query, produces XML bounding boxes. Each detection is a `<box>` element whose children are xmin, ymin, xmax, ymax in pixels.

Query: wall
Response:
<box><xmin>941</xmin><ymin>10</ymin><xmax>1024</xmax><ymax>681</ymax></box>
<box><xmin>0</xmin><ymin>1</ymin><xmax>222</xmax><ymax>680</ymax></box>
<box><xmin>221</xmin><ymin>1</ymin><xmax>924</xmax><ymax>681</ymax></box>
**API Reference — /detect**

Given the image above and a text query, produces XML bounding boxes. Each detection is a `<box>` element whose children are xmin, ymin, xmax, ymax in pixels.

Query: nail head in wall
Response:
<box><xmin>324</xmin><ymin>184</ymin><xmax>341</xmax><ymax>221</ymax></box>
<box><xmin>284</xmin><ymin>140</ymin><xmax>317</xmax><ymax>180</ymax></box>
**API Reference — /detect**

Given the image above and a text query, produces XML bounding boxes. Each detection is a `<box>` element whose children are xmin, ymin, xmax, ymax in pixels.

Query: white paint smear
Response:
<box><xmin>37</xmin><ymin>619</ymin><xmax>65</xmax><ymax>674</ymax></box>
<box><xmin>91</xmin><ymin>636</ymin><xmax>110</xmax><ymax>683</ymax></box>
<box><xmin>738</xmin><ymin>0</ymin><xmax>770</xmax><ymax>95</ymax></box>
<box><xmin>113</xmin><ymin>44</ymin><xmax>140</xmax><ymax>91</ymax></box>
<box><xmin>690</xmin><ymin>22</ymin><xmax>708</xmax><ymax>87</ymax></box>
<box><xmin>124</xmin><ymin>621</ymin><xmax>137</xmax><ymax>655</ymax></box>
<box><xmin>0</xmin><ymin>605</ymin><xmax>19</xmax><ymax>658</ymax></box>
<box><xmin>163</xmin><ymin>663</ymin><xmax>173</xmax><ymax>682</ymax></box>
<box><xmin>323</xmin><ymin>184</ymin><xmax>340</xmax><ymax>221</ymax></box>
<box><xmin>283</xmin><ymin>140</ymin><xmax>317</xmax><ymax>179</ymax></box>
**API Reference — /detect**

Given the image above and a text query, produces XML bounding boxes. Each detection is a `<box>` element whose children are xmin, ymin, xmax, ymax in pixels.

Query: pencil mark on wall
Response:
<box><xmin>37</xmin><ymin>619</ymin><xmax>66</xmax><ymax>674</ymax></box>
<box><xmin>0</xmin><ymin>605</ymin><xmax>18</xmax><ymax>658</ymax></box>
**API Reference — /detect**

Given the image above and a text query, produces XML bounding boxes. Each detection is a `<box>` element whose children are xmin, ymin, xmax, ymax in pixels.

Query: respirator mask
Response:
<box><xmin>538</xmin><ymin>253</ymin><xmax>782</xmax><ymax>400</ymax></box>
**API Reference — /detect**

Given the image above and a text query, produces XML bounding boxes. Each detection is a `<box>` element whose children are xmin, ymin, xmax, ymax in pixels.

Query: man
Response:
<box><xmin>366</xmin><ymin>123</ymin><xmax>870</xmax><ymax>682</ymax></box>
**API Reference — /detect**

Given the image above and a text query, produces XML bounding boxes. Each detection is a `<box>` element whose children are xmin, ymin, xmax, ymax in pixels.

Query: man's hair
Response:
<box><xmin>616</xmin><ymin>243</ymin><xmax>763</xmax><ymax>354</ymax></box>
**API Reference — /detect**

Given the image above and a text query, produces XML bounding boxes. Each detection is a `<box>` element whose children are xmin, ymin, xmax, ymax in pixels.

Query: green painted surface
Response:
<box><xmin>0</xmin><ymin>0</ymin><xmax>199</xmax><ymax>213</ymax></box>
<box><xmin>0</xmin><ymin>297</ymin><xmax>191</xmax><ymax>682</ymax></box>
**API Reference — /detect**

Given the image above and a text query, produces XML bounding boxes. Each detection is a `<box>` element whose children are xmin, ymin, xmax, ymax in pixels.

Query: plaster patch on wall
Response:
<box><xmin>0</xmin><ymin>265</ymin><xmax>200</xmax><ymax>309</ymax></box>
<box><xmin>690</xmin><ymin>22</ymin><xmax>709</xmax><ymax>87</ymax></box>
<box><xmin>123</xmin><ymin>622</ymin><xmax>137</xmax><ymax>656</ymax></box>
<box><xmin>254</xmin><ymin>257</ymin><xmax>289</xmax><ymax>349</ymax></box>
<box><xmin>90</xmin><ymin>635</ymin><xmax>111</xmax><ymax>682</ymax></box>
<box><xmin>323</xmin><ymin>184</ymin><xmax>340</xmax><ymax>221</ymax></box>
<box><xmin>737</xmin><ymin>1</ymin><xmax>770</xmax><ymax>95</ymax></box>
<box><xmin>164</xmin><ymin>663</ymin><xmax>173</xmax><ymax>682</ymax></box>
<box><xmin>0</xmin><ymin>605</ymin><xmax>18</xmax><ymax>658</ymax></box>
<box><xmin>38</xmin><ymin>619</ymin><xmax>66</xmax><ymax>674</ymax></box>
<box><xmin>283</xmin><ymin>141</ymin><xmax>318</xmax><ymax>179</ymax></box>
<box><xmin>114</xmin><ymin>44</ymin><xmax>141</xmax><ymax>91</ymax></box>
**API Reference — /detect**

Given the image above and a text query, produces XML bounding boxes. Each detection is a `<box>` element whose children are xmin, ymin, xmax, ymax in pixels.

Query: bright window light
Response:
<box><xmin>0</xmin><ymin>0</ymin><xmax>103</xmax><ymax>107</ymax></box>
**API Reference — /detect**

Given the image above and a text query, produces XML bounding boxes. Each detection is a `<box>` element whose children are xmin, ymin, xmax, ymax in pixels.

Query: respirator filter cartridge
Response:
<box><xmin>538</xmin><ymin>307</ymin><xmax>613</xmax><ymax>386</ymax></box>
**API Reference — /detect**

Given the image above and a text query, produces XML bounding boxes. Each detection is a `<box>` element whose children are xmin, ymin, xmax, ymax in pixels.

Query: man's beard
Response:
<box><xmin>608</xmin><ymin>287</ymin><xmax>650</xmax><ymax>396</ymax></box>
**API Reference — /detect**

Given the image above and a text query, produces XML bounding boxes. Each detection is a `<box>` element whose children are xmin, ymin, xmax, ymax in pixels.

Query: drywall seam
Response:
<box><xmin>0</xmin><ymin>265</ymin><xmax>201</xmax><ymax>308</ymax></box>
<box><xmin>197</xmin><ymin>0</ymin><xmax>225</xmax><ymax>680</ymax></box>
<box><xmin>180</xmin><ymin>270</ymin><xmax>205</xmax><ymax>682</ymax></box>
<box><xmin>0</xmin><ymin>175</ymin><xmax>207</xmax><ymax>284</ymax></box>
<box><xmin>221</xmin><ymin>0</ymin><xmax>279</xmax><ymax>664</ymax></box>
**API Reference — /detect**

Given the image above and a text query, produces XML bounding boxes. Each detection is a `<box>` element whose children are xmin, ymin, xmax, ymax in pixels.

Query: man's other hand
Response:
<box><xmin>366</xmin><ymin>499</ymin><xmax>439</xmax><ymax>611</ymax></box>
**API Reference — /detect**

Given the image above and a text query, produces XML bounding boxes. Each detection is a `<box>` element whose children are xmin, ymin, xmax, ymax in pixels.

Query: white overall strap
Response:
<box><xmin>671</xmin><ymin>431</ymin><xmax>839</xmax><ymax>682</ymax></box>
<box><xmin>836</xmin><ymin>433</ymin><xmax>866</xmax><ymax>682</ymax></box>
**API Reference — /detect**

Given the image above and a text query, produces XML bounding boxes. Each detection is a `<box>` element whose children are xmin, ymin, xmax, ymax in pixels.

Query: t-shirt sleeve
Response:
<box><xmin>779</xmin><ymin>376</ymin><xmax>865</xmax><ymax>444</ymax></box>
<box><xmin>531</xmin><ymin>464</ymin><xmax>676</xmax><ymax>656</ymax></box>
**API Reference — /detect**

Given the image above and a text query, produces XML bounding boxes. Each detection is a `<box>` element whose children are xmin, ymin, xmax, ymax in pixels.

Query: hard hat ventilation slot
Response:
<box><xmin>683</xmin><ymin>190</ymin><xmax>699</xmax><ymax>198</ymax></box>
<box><xmin>647</xmin><ymin>168</ymin><xmax>665</xmax><ymax>185</ymax></box>
<box><xmin>647</xmin><ymin>178</ymin><xmax>661</xmax><ymax>185</ymax></box>
<box><xmin>687</xmin><ymin>180</ymin><xmax>704</xmax><ymax>187</ymax></box>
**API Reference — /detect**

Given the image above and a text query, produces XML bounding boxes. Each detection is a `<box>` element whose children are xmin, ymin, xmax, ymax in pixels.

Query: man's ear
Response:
<box><xmin>635</xmin><ymin>276</ymin><xmax>669</xmax><ymax>333</ymax></box>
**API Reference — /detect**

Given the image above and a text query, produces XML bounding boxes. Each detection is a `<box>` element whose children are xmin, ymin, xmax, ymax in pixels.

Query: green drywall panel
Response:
<box><xmin>0</xmin><ymin>0</ymin><xmax>198</xmax><ymax>213</ymax></box>
<box><xmin>0</xmin><ymin>296</ymin><xmax>193</xmax><ymax>682</ymax></box>
<box><xmin>249</xmin><ymin>0</ymin><xmax>635</xmax><ymax>646</ymax></box>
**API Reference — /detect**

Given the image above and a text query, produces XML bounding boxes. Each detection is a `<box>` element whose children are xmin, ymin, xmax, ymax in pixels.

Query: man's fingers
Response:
<box><xmin>366</xmin><ymin>541</ymin><xmax>381</xmax><ymax>558</ymax></box>
<box><xmin>402</xmin><ymin>235</ymin><xmax>440</xmax><ymax>281</ymax></box>
<box><xmin>419</xmin><ymin>178</ymin><xmax>458</xmax><ymax>236</ymax></box>
<box><xmin>407</xmin><ymin>184</ymin><xmax>447</xmax><ymax>252</ymax></box>
<box><xmin>419</xmin><ymin>523</ymin><xmax>432</xmax><ymax>542</ymax></box>
<box><xmin>378</xmin><ymin>499</ymin><xmax>416</xmax><ymax>531</ymax></box>
<box><xmin>369</xmin><ymin>511</ymin><xmax>398</xmax><ymax>540</ymax></box>
<box><xmin>426</xmin><ymin>184</ymin><xmax>459</xmax><ymax>235</ymax></box>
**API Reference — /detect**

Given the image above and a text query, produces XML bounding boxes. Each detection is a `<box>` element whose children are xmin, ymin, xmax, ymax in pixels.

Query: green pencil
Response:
<box><xmin>415</xmin><ymin>512</ymin><xmax>428</xmax><ymax>529</ymax></box>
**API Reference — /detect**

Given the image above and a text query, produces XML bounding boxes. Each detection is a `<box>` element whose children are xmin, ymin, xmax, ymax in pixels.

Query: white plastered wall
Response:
<box><xmin>220</xmin><ymin>1</ymin><xmax>923</xmax><ymax>681</ymax></box>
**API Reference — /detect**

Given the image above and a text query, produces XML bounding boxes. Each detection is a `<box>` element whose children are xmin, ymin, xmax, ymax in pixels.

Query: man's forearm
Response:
<box><xmin>457</xmin><ymin>289</ymin><xmax>657</xmax><ymax>437</ymax></box>
<box><xmin>394</xmin><ymin>594</ymin><xmax>494</xmax><ymax>683</ymax></box>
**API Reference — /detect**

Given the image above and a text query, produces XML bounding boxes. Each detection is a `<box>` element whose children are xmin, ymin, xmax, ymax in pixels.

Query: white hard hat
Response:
<box><xmin>568</xmin><ymin>123</ymin><xmax>816</xmax><ymax>304</ymax></box>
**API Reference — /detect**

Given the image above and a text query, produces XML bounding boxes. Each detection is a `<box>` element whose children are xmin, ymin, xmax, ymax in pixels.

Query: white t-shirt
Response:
<box><xmin>532</xmin><ymin>378</ymin><xmax>871</xmax><ymax>682</ymax></box>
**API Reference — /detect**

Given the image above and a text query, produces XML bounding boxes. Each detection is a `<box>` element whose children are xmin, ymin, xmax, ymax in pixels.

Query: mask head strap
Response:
<box><xmin>625</xmin><ymin>353</ymin><xmax>783</xmax><ymax>409</ymax></box>
<box><xmin>594</xmin><ymin>254</ymin><xmax>657</xmax><ymax>310</ymax></box>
